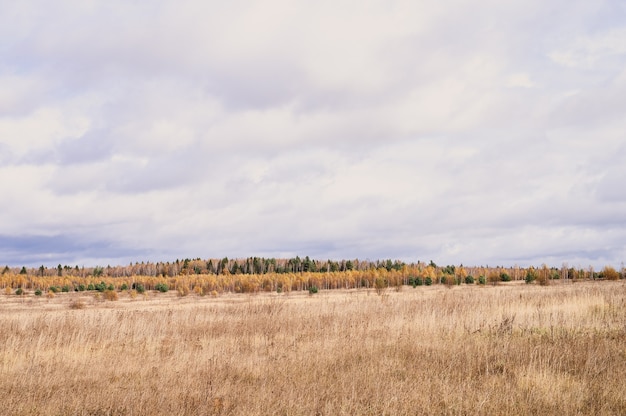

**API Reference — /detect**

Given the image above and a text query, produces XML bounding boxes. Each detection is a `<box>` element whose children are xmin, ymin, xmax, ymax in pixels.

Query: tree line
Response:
<box><xmin>2</xmin><ymin>256</ymin><xmax>408</xmax><ymax>278</ymax></box>
<box><xmin>1</xmin><ymin>259</ymin><xmax>623</xmax><ymax>295</ymax></box>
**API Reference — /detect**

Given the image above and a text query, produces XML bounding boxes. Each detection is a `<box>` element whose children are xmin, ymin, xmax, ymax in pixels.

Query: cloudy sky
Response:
<box><xmin>1</xmin><ymin>1</ymin><xmax>625</xmax><ymax>269</ymax></box>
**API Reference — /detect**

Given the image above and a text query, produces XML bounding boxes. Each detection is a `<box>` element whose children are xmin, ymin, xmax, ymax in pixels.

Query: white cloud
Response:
<box><xmin>549</xmin><ymin>27</ymin><xmax>626</xmax><ymax>69</ymax></box>
<box><xmin>1</xmin><ymin>0</ymin><xmax>625</xmax><ymax>268</ymax></box>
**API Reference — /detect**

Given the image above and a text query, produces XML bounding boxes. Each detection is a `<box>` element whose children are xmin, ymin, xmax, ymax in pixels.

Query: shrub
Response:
<box><xmin>155</xmin><ymin>283</ymin><xmax>169</xmax><ymax>293</ymax></box>
<box><xmin>87</xmin><ymin>283</ymin><xmax>95</xmax><ymax>291</ymax></box>
<box><xmin>478</xmin><ymin>276</ymin><xmax>486</xmax><ymax>285</ymax></box>
<box><xmin>95</xmin><ymin>282</ymin><xmax>107</xmax><ymax>292</ymax></box>
<box><xmin>500</xmin><ymin>273</ymin><xmax>511</xmax><ymax>282</ymax></box>
<box><xmin>61</xmin><ymin>285</ymin><xmax>71</xmax><ymax>292</ymax></box>
<box><xmin>77</xmin><ymin>284</ymin><xmax>86</xmax><ymax>291</ymax></box>
<box><xmin>103</xmin><ymin>290</ymin><xmax>118</xmax><ymax>301</ymax></box>
<box><xmin>69</xmin><ymin>300</ymin><xmax>86</xmax><ymax>309</ymax></box>
<box><xmin>601</xmin><ymin>266</ymin><xmax>620</xmax><ymax>281</ymax></box>
<box><xmin>34</xmin><ymin>289</ymin><xmax>42</xmax><ymax>296</ymax></box>
<box><xmin>488</xmin><ymin>272</ymin><xmax>500</xmax><ymax>285</ymax></box>
<box><xmin>537</xmin><ymin>273</ymin><xmax>550</xmax><ymax>286</ymax></box>
<box><xmin>15</xmin><ymin>288</ymin><xmax>24</xmax><ymax>295</ymax></box>
<box><xmin>120</xmin><ymin>283</ymin><xmax>128</xmax><ymax>291</ymax></box>
<box><xmin>424</xmin><ymin>277</ymin><xmax>432</xmax><ymax>286</ymax></box>
<box><xmin>177</xmin><ymin>285</ymin><xmax>190</xmax><ymax>297</ymax></box>
<box><xmin>374</xmin><ymin>277</ymin><xmax>387</xmax><ymax>295</ymax></box>
<box><xmin>47</xmin><ymin>290</ymin><xmax>55</xmax><ymax>298</ymax></box>
<box><xmin>133</xmin><ymin>283</ymin><xmax>145</xmax><ymax>294</ymax></box>
<box><xmin>415</xmin><ymin>277</ymin><xmax>424</xmax><ymax>286</ymax></box>
<box><xmin>308</xmin><ymin>286</ymin><xmax>318</xmax><ymax>294</ymax></box>
<box><xmin>465</xmin><ymin>275</ymin><xmax>475</xmax><ymax>284</ymax></box>
<box><xmin>107</xmin><ymin>284</ymin><xmax>115</xmax><ymax>291</ymax></box>
<box><xmin>525</xmin><ymin>269</ymin><xmax>537</xmax><ymax>284</ymax></box>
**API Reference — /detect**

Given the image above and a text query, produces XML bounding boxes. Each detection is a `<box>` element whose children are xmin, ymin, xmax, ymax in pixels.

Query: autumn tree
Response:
<box><xmin>601</xmin><ymin>266</ymin><xmax>620</xmax><ymax>280</ymax></box>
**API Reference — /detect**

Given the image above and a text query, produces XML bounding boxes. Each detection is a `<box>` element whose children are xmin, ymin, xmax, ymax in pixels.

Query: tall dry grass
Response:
<box><xmin>1</xmin><ymin>281</ymin><xmax>625</xmax><ymax>415</ymax></box>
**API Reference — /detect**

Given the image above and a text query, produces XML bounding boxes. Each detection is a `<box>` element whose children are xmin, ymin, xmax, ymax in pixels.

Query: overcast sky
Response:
<box><xmin>1</xmin><ymin>1</ymin><xmax>625</xmax><ymax>269</ymax></box>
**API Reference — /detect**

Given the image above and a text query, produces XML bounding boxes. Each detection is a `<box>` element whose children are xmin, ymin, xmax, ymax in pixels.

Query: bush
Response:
<box><xmin>525</xmin><ymin>269</ymin><xmax>537</xmax><ymax>284</ymax></box>
<box><xmin>308</xmin><ymin>286</ymin><xmax>318</xmax><ymax>294</ymax></box>
<box><xmin>107</xmin><ymin>284</ymin><xmax>114</xmax><ymax>291</ymax></box>
<box><xmin>537</xmin><ymin>272</ymin><xmax>550</xmax><ymax>286</ymax></box>
<box><xmin>95</xmin><ymin>282</ymin><xmax>107</xmax><ymax>292</ymax></box>
<box><xmin>601</xmin><ymin>266</ymin><xmax>620</xmax><ymax>281</ymax></box>
<box><xmin>69</xmin><ymin>300</ymin><xmax>86</xmax><ymax>309</ymax></box>
<box><xmin>488</xmin><ymin>272</ymin><xmax>500</xmax><ymax>285</ymax></box>
<box><xmin>61</xmin><ymin>285</ymin><xmax>71</xmax><ymax>292</ymax></box>
<box><xmin>15</xmin><ymin>288</ymin><xmax>24</xmax><ymax>295</ymax></box>
<box><xmin>34</xmin><ymin>289</ymin><xmax>42</xmax><ymax>296</ymax></box>
<box><xmin>374</xmin><ymin>277</ymin><xmax>387</xmax><ymax>295</ymax></box>
<box><xmin>103</xmin><ymin>290</ymin><xmax>118</xmax><ymax>301</ymax></box>
<box><xmin>120</xmin><ymin>283</ymin><xmax>128</xmax><ymax>291</ymax></box>
<box><xmin>49</xmin><ymin>286</ymin><xmax>59</xmax><ymax>293</ymax></box>
<box><xmin>133</xmin><ymin>283</ymin><xmax>145</xmax><ymax>294</ymax></box>
<box><xmin>77</xmin><ymin>284</ymin><xmax>86</xmax><ymax>291</ymax></box>
<box><xmin>465</xmin><ymin>275</ymin><xmax>475</xmax><ymax>284</ymax></box>
<box><xmin>500</xmin><ymin>273</ymin><xmax>511</xmax><ymax>282</ymax></box>
<box><xmin>478</xmin><ymin>276</ymin><xmax>486</xmax><ymax>285</ymax></box>
<box><xmin>87</xmin><ymin>284</ymin><xmax>95</xmax><ymax>291</ymax></box>
<box><xmin>424</xmin><ymin>277</ymin><xmax>432</xmax><ymax>286</ymax></box>
<box><xmin>155</xmin><ymin>283</ymin><xmax>169</xmax><ymax>293</ymax></box>
<box><xmin>177</xmin><ymin>285</ymin><xmax>190</xmax><ymax>297</ymax></box>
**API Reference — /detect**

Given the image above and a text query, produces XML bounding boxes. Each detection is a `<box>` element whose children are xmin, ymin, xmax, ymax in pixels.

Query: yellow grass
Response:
<box><xmin>1</xmin><ymin>281</ymin><xmax>625</xmax><ymax>415</ymax></box>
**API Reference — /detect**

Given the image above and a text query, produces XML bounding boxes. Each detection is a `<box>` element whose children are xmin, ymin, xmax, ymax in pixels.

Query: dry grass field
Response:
<box><xmin>1</xmin><ymin>281</ymin><xmax>625</xmax><ymax>415</ymax></box>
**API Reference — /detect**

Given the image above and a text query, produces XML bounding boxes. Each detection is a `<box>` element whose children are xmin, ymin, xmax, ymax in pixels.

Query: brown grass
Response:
<box><xmin>1</xmin><ymin>281</ymin><xmax>625</xmax><ymax>415</ymax></box>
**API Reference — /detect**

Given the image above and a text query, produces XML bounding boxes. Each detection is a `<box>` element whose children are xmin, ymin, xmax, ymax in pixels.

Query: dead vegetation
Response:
<box><xmin>0</xmin><ymin>281</ymin><xmax>625</xmax><ymax>415</ymax></box>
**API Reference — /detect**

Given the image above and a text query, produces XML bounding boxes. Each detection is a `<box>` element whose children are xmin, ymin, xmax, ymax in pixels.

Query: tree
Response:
<box><xmin>345</xmin><ymin>260</ymin><xmax>354</xmax><ymax>271</ymax></box>
<box><xmin>601</xmin><ymin>266</ymin><xmax>619</xmax><ymax>280</ymax></box>
<box><xmin>525</xmin><ymin>267</ymin><xmax>537</xmax><ymax>284</ymax></box>
<box><xmin>57</xmin><ymin>264</ymin><xmax>63</xmax><ymax>277</ymax></box>
<box><xmin>19</xmin><ymin>266</ymin><xmax>27</xmax><ymax>275</ymax></box>
<box><xmin>220</xmin><ymin>258</ymin><xmax>229</xmax><ymax>274</ymax></box>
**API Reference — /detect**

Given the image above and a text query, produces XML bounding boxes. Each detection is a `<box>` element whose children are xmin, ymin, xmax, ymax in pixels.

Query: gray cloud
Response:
<box><xmin>0</xmin><ymin>233</ymin><xmax>145</xmax><ymax>267</ymax></box>
<box><xmin>1</xmin><ymin>0</ymin><xmax>625</xmax><ymax>269</ymax></box>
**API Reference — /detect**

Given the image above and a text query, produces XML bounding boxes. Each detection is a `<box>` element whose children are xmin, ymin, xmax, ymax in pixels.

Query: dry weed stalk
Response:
<box><xmin>0</xmin><ymin>281</ymin><xmax>624</xmax><ymax>415</ymax></box>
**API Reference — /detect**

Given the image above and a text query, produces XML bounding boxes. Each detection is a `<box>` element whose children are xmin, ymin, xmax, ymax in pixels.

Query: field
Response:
<box><xmin>1</xmin><ymin>281</ymin><xmax>625</xmax><ymax>415</ymax></box>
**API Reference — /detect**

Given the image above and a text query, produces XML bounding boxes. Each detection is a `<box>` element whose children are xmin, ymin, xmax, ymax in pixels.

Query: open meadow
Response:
<box><xmin>1</xmin><ymin>280</ymin><xmax>625</xmax><ymax>415</ymax></box>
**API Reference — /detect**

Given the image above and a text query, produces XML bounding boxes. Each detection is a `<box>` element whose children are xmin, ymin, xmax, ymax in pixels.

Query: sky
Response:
<box><xmin>1</xmin><ymin>0</ymin><xmax>626</xmax><ymax>269</ymax></box>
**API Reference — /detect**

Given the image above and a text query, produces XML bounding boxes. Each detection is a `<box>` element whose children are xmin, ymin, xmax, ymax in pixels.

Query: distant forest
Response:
<box><xmin>1</xmin><ymin>257</ymin><xmax>623</xmax><ymax>295</ymax></box>
<box><xmin>1</xmin><ymin>257</ymin><xmax>621</xmax><ymax>281</ymax></box>
<box><xmin>6</xmin><ymin>257</ymin><xmax>408</xmax><ymax>278</ymax></box>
